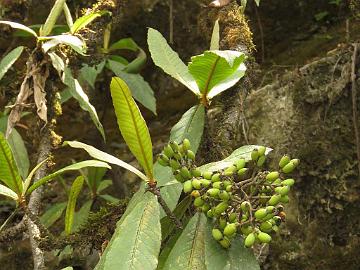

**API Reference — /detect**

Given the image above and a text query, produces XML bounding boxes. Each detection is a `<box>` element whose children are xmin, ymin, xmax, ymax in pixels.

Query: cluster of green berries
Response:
<box><xmin>158</xmin><ymin>140</ymin><xmax>299</xmax><ymax>249</ymax></box>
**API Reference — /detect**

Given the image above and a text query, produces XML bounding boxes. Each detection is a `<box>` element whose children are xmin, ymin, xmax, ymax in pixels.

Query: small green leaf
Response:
<box><xmin>96</xmin><ymin>179</ymin><xmax>112</xmax><ymax>193</ymax></box>
<box><xmin>0</xmin><ymin>132</ymin><xmax>23</xmax><ymax>195</ymax></box>
<box><xmin>71</xmin><ymin>200</ymin><xmax>92</xmax><ymax>233</ymax></box>
<box><xmin>65</xmin><ymin>176</ymin><xmax>84</xmax><ymax>235</ymax></box>
<box><xmin>161</xmin><ymin>213</ymin><xmax>207</xmax><ymax>270</ymax></box>
<box><xmin>63</xmin><ymin>3</ymin><xmax>74</xmax><ymax>29</ymax></box>
<box><xmin>147</xmin><ymin>28</ymin><xmax>200</xmax><ymax>96</ymax></box>
<box><xmin>0</xmin><ymin>46</ymin><xmax>24</xmax><ymax>81</ymax></box>
<box><xmin>99</xmin><ymin>194</ymin><xmax>120</xmax><ymax>204</ymax></box>
<box><xmin>124</xmin><ymin>48</ymin><xmax>147</xmax><ymax>74</ymax></box>
<box><xmin>110</xmin><ymin>77</ymin><xmax>154</xmax><ymax>180</ymax></box>
<box><xmin>23</xmin><ymin>158</ymin><xmax>48</xmax><ymax>195</ymax></box>
<box><xmin>210</xmin><ymin>19</ymin><xmax>220</xmax><ymax>51</ymax></box>
<box><xmin>108</xmin><ymin>55</ymin><xmax>129</xmax><ymax>65</ymax></box>
<box><xmin>40</xmin><ymin>0</ymin><xmax>66</xmax><ymax>36</ymax></box>
<box><xmin>62</xmin><ymin>68</ymin><xmax>105</xmax><ymax>140</ymax></box>
<box><xmin>0</xmin><ymin>183</ymin><xmax>18</xmax><ymax>201</ymax></box>
<box><xmin>64</xmin><ymin>141</ymin><xmax>148</xmax><ymax>182</ymax></box>
<box><xmin>109</xmin><ymin>37</ymin><xmax>139</xmax><ymax>52</ymax></box>
<box><xmin>71</xmin><ymin>11</ymin><xmax>110</xmax><ymax>34</ymax></box>
<box><xmin>95</xmin><ymin>192</ymin><xmax>161</xmax><ymax>270</ymax></box>
<box><xmin>26</xmin><ymin>160</ymin><xmax>110</xmax><ymax>194</ymax></box>
<box><xmin>48</xmin><ymin>52</ymin><xmax>65</xmax><ymax>76</ymax></box>
<box><xmin>84</xmin><ymin>166</ymin><xmax>107</xmax><ymax>193</ymax></box>
<box><xmin>0</xmin><ymin>21</ymin><xmax>38</xmax><ymax>37</ymax></box>
<box><xmin>79</xmin><ymin>61</ymin><xmax>105</xmax><ymax>89</ymax></box>
<box><xmin>170</xmin><ymin>104</ymin><xmax>205</xmax><ymax>153</ymax></box>
<box><xmin>40</xmin><ymin>202</ymin><xmax>67</xmax><ymax>228</ymax></box>
<box><xmin>42</xmin><ymin>35</ymin><xmax>86</xmax><ymax>55</ymax></box>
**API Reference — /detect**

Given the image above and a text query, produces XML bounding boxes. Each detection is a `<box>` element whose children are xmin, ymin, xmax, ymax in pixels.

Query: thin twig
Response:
<box><xmin>169</xmin><ymin>0</ymin><xmax>174</xmax><ymax>44</ymax></box>
<box><xmin>351</xmin><ymin>43</ymin><xmax>360</xmax><ymax>180</ymax></box>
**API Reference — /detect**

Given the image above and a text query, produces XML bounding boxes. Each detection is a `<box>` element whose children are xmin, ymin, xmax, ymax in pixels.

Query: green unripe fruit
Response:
<box><xmin>257</xmin><ymin>155</ymin><xmax>266</xmax><ymax>167</ymax></box>
<box><xmin>251</xmin><ymin>149</ymin><xmax>259</xmax><ymax>161</ymax></box>
<box><xmin>273</xmin><ymin>216</ymin><xmax>282</xmax><ymax>226</ymax></box>
<box><xmin>273</xmin><ymin>178</ymin><xmax>282</xmax><ymax>185</ymax></box>
<box><xmin>236</xmin><ymin>158</ymin><xmax>246</xmax><ymax>170</ymax></box>
<box><xmin>192</xmin><ymin>179</ymin><xmax>202</xmax><ymax>189</ymax></box>
<box><xmin>169</xmin><ymin>141</ymin><xmax>180</xmax><ymax>152</ymax></box>
<box><xmin>186</xmin><ymin>150</ymin><xmax>195</xmax><ymax>160</ymax></box>
<box><xmin>203</xmin><ymin>171</ymin><xmax>213</xmax><ymax>180</ymax></box>
<box><xmin>212</xmin><ymin>229</ymin><xmax>223</xmax><ymax>241</ymax></box>
<box><xmin>159</xmin><ymin>153</ymin><xmax>169</xmax><ymax>162</ymax></box>
<box><xmin>255</xmin><ymin>208</ymin><xmax>268</xmax><ymax>220</ymax></box>
<box><xmin>258</xmin><ymin>232</ymin><xmax>272</xmax><ymax>243</ymax></box>
<box><xmin>180</xmin><ymin>167</ymin><xmax>191</xmax><ymax>179</ymax></box>
<box><xmin>263</xmin><ymin>213</ymin><xmax>275</xmax><ymax>221</ymax></box>
<box><xmin>279</xmin><ymin>155</ymin><xmax>290</xmax><ymax>168</ymax></box>
<box><xmin>170</xmin><ymin>159</ymin><xmax>180</xmax><ymax>170</ymax></box>
<box><xmin>260</xmin><ymin>221</ymin><xmax>273</xmax><ymax>232</ymax></box>
<box><xmin>229</xmin><ymin>212</ymin><xmax>237</xmax><ymax>223</ymax></box>
<box><xmin>266</xmin><ymin>206</ymin><xmax>275</xmax><ymax>213</ymax></box>
<box><xmin>219</xmin><ymin>218</ymin><xmax>227</xmax><ymax>229</ymax></box>
<box><xmin>194</xmin><ymin>197</ymin><xmax>204</xmax><ymax>207</ymax></box>
<box><xmin>290</xmin><ymin>159</ymin><xmax>300</xmax><ymax>167</ymax></box>
<box><xmin>266</xmin><ymin>171</ymin><xmax>279</xmax><ymax>182</ymax></box>
<box><xmin>211</xmin><ymin>173</ymin><xmax>221</xmax><ymax>182</ymax></box>
<box><xmin>164</xmin><ymin>145</ymin><xmax>175</xmax><ymax>158</ymax></box>
<box><xmin>245</xmin><ymin>233</ymin><xmax>256</xmax><ymax>248</ymax></box>
<box><xmin>173</xmin><ymin>152</ymin><xmax>182</xmax><ymax>161</ymax></box>
<box><xmin>200</xmin><ymin>179</ymin><xmax>211</xmax><ymax>188</ymax></box>
<box><xmin>224</xmin><ymin>165</ymin><xmax>237</xmax><ymax>176</ymax></box>
<box><xmin>282</xmin><ymin>178</ymin><xmax>295</xmax><ymax>186</ymax></box>
<box><xmin>280</xmin><ymin>195</ymin><xmax>289</xmax><ymax>203</ymax></box>
<box><xmin>241</xmin><ymin>225</ymin><xmax>253</xmax><ymax>235</ymax></box>
<box><xmin>191</xmin><ymin>168</ymin><xmax>202</xmax><ymax>177</ymax></box>
<box><xmin>207</xmin><ymin>188</ymin><xmax>220</xmax><ymax>197</ymax></box>
<box><xmin>178</xmin><ymin>145</ymin><xmax>185</xmax><ymax>155</ymax></box>
<box><xmin>183</xmin><ymin>138</ymin><xmax>191</xmax><ymax>151</ymax></box>
<box><xmin>158</xmin><ymin>157</ymin><xmax>169</xmax><ymax>166</ymax></box>
<box><xmin>282</xmin><ymin>161</ymin><xmax>295</xmax><ymax>174</ymax></box>
<box><xmin>219</xmin><ymin>238</ymin><xmax>231</xmax><ymax>248</ymax></box>
<box><xmin>241</xmin><ymin>201</ymin><xmax>251</xmax><ymax>212</ymax></box>
<box><xmin>183</xmin><ymin>180</ymin><xmax>193</xmax><ymax>193</ymax></box>
<box><xmin>237</xmin><ymin>168</ymin><xmax>248</xmax><ymax>177</ymax></box>
<box><xmin>174</xmin><ymin>171</ymin><xmax>185</xmax><ymax>182</ymax></box>
<box><xmin>224</xmin><ymin>223</ymin><xmax>237</xmax><ymax>237</ymax></box>
<box><xmin>272</xmin><ymin>225</ymin><xmax>279</xmax><ymax>232</ymax></box>
<box><xmin>212</xmin><ymin>182</ymin><xmax>223</xmax><ymax>190</ymax></box>
<box><xmin>241</xmin><ymin>214</ymin><xmax>249</xmax><ymax>222</ymax></box>
<box><xmin>207</xmin><ymin>209</ymin><xmax>214</xmax><ymax>218</ymax></box>
<box><xmin>219</xmin><ymin>190</ymin><xmax>230</xmax><ymax>201</ymax></box>
<box><xmin>226</xmin><ymin>185</ymin><xmax>232</xmax><ymax>192</ymax></box>
<box><xmin>258</xmin><ymin>146</ymin><xmax>266</xmax><ymax>156</ymax></box>
<box><xmin>275</xmin><ymin>186</ymin><xmax>290</xmax><ymax>196</ymax></box>
<box><xmin>191</xmin><ymin>190</ymin><xmax>200</xmax><ymax>198</ymax></box>
<box><xmin>214</xmin><ymin>202</ymin><xmax>228</xmax><ymax>215</ymax></box>
<box><xmin>223</xmin><ymin>180</ymin><xmax>232</xmax><ymax>187</ymax></box>
<box><xmin>268</xmin><ymin>194</ymin><xmax>281</xmax><ymax>206</ymax></box>
<box><xmin>201</xmin><ymin>203</ymin><xmax>210</xmax><ymax>213</ymax></box>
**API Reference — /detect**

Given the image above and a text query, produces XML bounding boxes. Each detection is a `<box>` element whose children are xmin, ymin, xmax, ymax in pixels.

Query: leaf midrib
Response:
<box><xmin>179</xmin><ymin>105</ymin><xmax>201</xmax><ymax>144</ymax></box>
<box><xmin>203</xmin><ymin>56</ymin><xmax>220</xmax><ymax>96</ymax></box>
<box><xmin>187</xmin><ymin>214</ymin><xmax>204</xmax><ymax>269</ymax></box>
<box><xmin>114</xmin><ymin>79</ymin><xmax>153</xmax><ymax>180</ymax></box>
<box><xmin>0</xmin><ymin>140</ymin><xmax>21</xmax><ymax>195</ymax></box>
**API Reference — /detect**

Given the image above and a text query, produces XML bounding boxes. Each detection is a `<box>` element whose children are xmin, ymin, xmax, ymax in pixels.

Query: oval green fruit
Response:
<box><xmin>183</xmin><ymin>138</ymin><xmax>191</xmax><ymax>151</ymax></box>
<box><xmin>290</xmin><ymin>158</ymin><xmax>300</xmax><ymax>167</ymax></box>
<box><xmin>224</xmin><ymin>223</ymin><xmax>237</xmax><ymax>237</ymax></box>
<box><xmin>241</xmin><ymin>225</ymin><xmax>253</xmax><ymax>235</ymax></box>
<box><xmin>201</xmin><ymin>203</ymin><xmax>210</xmax><ymax>212</ymax></box>
<box><xmin>268</xmin><ymin>194</ymin><xmax>281</xmax><ymax>206</ymax></box>
<box><xmin>212</xmin><ymin>181</ymin><xmax>223</xmax><ymax>190</ymax></box>
<box><xmin>219</xmin><ymin>238</ymin><xmax>231</xmax><ymax>248</ymax></box>
<box><xmin>257</xmin><ymin>155</ymin><xmax>266</xmax><ymax>167</ymax></box>
<box><xmin>194</xmin><ymin>197</ymin><xmax>204</xmax><ymax>207</ymax></box>
<box><xmin>174</xmin><ymin>171</ymin><xmax>185</xmax><ymax>182</ymax></box>
<box><xmin>219</xmin><ymin>190</ymin><xmax>230</xmax><ymax>201</ymax></box>
<box><xmin>169</xmin><ymin>141</ymin><xmax>180</xmax><ymax>152</ymax></box>
<box><xmin>191</xmin><ymin>168</ymin><xmax>202</xmax><ymax>177</ymax></box>
<box><xmin>158</xmin><ymin>157</ymin><xmax>168</xmax><ymax>166</ymax></box>
<box><xmin>207</xmin><ymin>188</ymin><xmax>220</xmax><ymax>197</ymax></box>
<box><xmin>192</xmin><ymin>179</ymin><xmax>202</xmax><ymax>189</ymax></box>
<box><xmin>251</xmin><ymin>150</ymin><xmax>259</xmax><ymax>161</ymax></box>
<box><xmin>255</xmin><ymin>208</ymin><xmax>267</xmax><ymax>220</ymax></box>
<box><xmin>228</xmin><ymin>212</ymin><xmax>237</xmax><ymax>222</ymax></box>
<box><xmin>279</xmin><ymin>155</ymin><xmax>290</xmax><ymax>168</ymax></box>
<box><xmin>235</xmin><ymin>158</ymin><xmax>246</xmax><ymax>170</ymax></box>
<box><xmin>186</xmin><ymin>150</ymin><xmax>195</xmax><ymax>160</ymax></box>
<box><xmin>245</xmin><ymin>233</ymin><xmax>256</xmax><ymax>248</ymax></box>
<box><xmin>260</xmin><ymin>221</ymin><xmax>273</xmax><ymax>232</ymax></box>
<box><xmin>183</xmin><ymin>180</ymin><xmax>193</xmax><ymax>193</ymax></box>
<box><xmin>191</xmin><ymin>190</ymin><xmax>200</xmax><ymax>197</ymax></box>
<box><xmin>282</xmin><ymin>178</ymin><xmax>295</xmax><ymax>186</ymax></box>
<box><xmin>200</xmin><ymin>179</ymin><xmax>211</xmax><ymax>188</ymax></box>
<box><xmin>266</xmin><ymin>171</ymin><xmax>279</xmax><ymax>182</ymax></box>
<box><xmin>282</xmin><ymin>161</ymin><xmax>295</xmax><ymax>174</ymax></box>
<box><xmin>214</xmin><ymin>202</ymin><xmax>228</xmax><ymax>215</ymax></box>
<box><xmin>203</xmin><ymin>171</ymin><xmax>213</xmax><ymax>180</ymax></box>
<box><xmin>258</xmin><ymin>232</ymin><xmax>272</xmax><ymax>243</ymax></box>
<box><xmin>224</xmin><ymin>165</ymin><xmax>237</xmax><ymax>176</ymax></box>
<box><xmin>207</xmin><ymin>209</ymin><xmax>214</xmax><ymax>218</ymax></box>
<box><xmin>237</xmin><ymin>168</ymin><xmax>248</xmax><ymax>177</ymax></box>
<box><xmin>241</xmin><ymin>201</ymin><xmax>251</xmax><ymax>212</ymax></box>
<box><xmin>219</xmin><ymin>217</ymin><xmax>227</xmax><ymax>229</ymax></box>
<box><xmin>211</xmin><ymin>173</ymin><xmax>221</xmax><ymax>182</ymax></box>
<box><xmin>258</xmin><ymin>146</ymin><xmax>266</xmax><ymax>156</ymax></box>
<box><xmin>163</xmin><ymin>145</ymin><xmax>174</xmax><ymax>158</ymax></box>
<box><xmin>280</xmin><ymin>195</ymin><xmax>289</xmax><ymax>203</ymax></box>
<box><xmin>170</xmin><ymin>159</ymin><xmax>180</xmax><ymax>170</ymax></box>
<box><xmin>226</xmin><ymin>185</ymin><xmax>232</xmax><ymax>192</ymax></box>
<box><xmin>180</xmin><ymin>167</ymin><xmax>191</xmax><ymax>179</ymax></box>
<box><xmin>212</xmin><ymin>228</ymin><xmax>223</xmax><ymax>241</ymax></box>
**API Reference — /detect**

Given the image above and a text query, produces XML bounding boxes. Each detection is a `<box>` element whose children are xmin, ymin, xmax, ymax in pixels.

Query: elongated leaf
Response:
<box><xmin>210</xmin><ymin>20</ymin><xmax>220</xmax><ymax>50</ymax></box>
<box><xmin>65</xmin><ymin>176</ymin><xmax>84</xmax><ymax>235</ymax></box>
<box><xmin>42</xmin><ymin>35</ymin><xmax>86</xmax><ymax>55</ymax></box>
<box><xmin>95</xmin><ymin>192</ymin><xmax>161</xmax><ymax>270</ymax></box>
<box><xmin>147</xmin><ymin>28</ymin><xmax>200</xmax><ymax>96</ymax></box>
<box><xmin>40</xmin><ymin>202</ymin><xmax>67</xmax><ymax>228</ymax></box>
<box><xmin>125</xmin><ymin>49</ymin><xmax>147</xmax><ymax>74</ymax></box>
<box><xmin>107</xmin><ymin>60</ymin><xmax>156</xmax><ymax>114</ymax></box>
<box><xmin>110</xmin><ymin>77</ymin><xmax>154</xmax><ymax>179</ymax></box>
<box><xmin>0</xmin><ymin>21</ymin><xmax>38</xmax><ymax>37</ymax></box>
<box><xmin>199</xmin><ymin>145</ymin><xmax>272</xmax><ymax>173</ymax></box>
<box><xmin>162</xmin><ymin>213</ymin><xmax>207</xmax><ymax>270</ymax></box>
<box><xmin>71</xmin><ymin>199</ymin><xmax>92</xmax><ymax>233</ymax></box>
<box><xmin>0</xmin><ymin>132</ymin><xmax>23</xmax><ymax>195</ymax></box>
<box><xmin>40</xmin><ymin>0</ymin><xmax>66</xmax><ymax>36</ymax></box>
<box><xmin>0</xmin><ymin>46</ymin><xmax>24</xmax><ymax>81</ymax></box>
<box><xmin>64</xmin><ymin>141</ymin><xmax>148</xmax><ymax>182</ymax></box>
<box><xmin>23</xmin><ymin>158</ymin><xmax>48</xmax><ymax>194</ymax></box>
<box><xmin>84</xmin><ymin>166</ymin><xmax>107</xmax><ymax>193</ymax></box>
<box><xmin>97</xmin><ymin>179</ymin><xmax>112</xmax><ymax>193</ymax></box>
<box><xmin>188</xmin><ymin>50</ymin><xmax>246</xmax><ymax>99</ymax></box>
<box><xmin>255</xmin><ymin>0</ymin><xmax>260</xmax><ymax>6</ymax></box>
<box><xmin>71</xmin><ymin>11</ymin><xmax>110</xmax><ymax>34</ymax></box>
<box><xmin>109</xmin><ymin>38</ymin><xmax>139</xmax><ymax>52</ymax></box>
<box><xmin>99</xmin><ymin>194</ymin><xmax>120</xmax><ymax>204</ymax></box>
<box><xmin>63</xmin><ymin>3</ymin><xmax>74</xmax><ymax>29</ymax></box>
<box><xmin>0</xmin><ymin>183</ymin><xmax>18</xmax><ymax>201</ymax></box>
<box><xmin>48</xmin><ymin>52</ymin><xmax>65</xmax><ymax>76</ymax></box>
<box><xmin>170</xmin><ymin>104</ymin><xmax>205</xmax><ymax>153</ymax></box>
<box><xmin>27</xmin><ymin>160</ymin><xmax>110</xmax><ymax>194</ymax></box>
<box><xmin>204</xmin><ymin>220</ymin><xmax>260</xmax><ymax>270</ymax></box>
<box><xmin>63</xmin><ymin>68</ymin><xmax>105</xmax><ymax>140</ymax></box>
<box><xmin>79</xmin><ymin>61</ymin><xmax>105</xmax><ymax>89</ymax></box>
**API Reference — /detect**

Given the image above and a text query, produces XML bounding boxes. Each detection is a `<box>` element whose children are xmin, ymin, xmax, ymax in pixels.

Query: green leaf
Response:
<box><xmin>109</xmin><ymin>37</ymin><xmax>139</xmax><ymax>52</ymax></box>
<box><xmin>65</xmin><ymin>176</ymin><xmax>84</xmax><ymax>235</ymax></box>
<box><xmin>62</xmin><ymin>68</ymin><xmax>105</xmax><ymax>140</ymax></box>
<box><xmin>0</xmin><ymin>132</ymin><xmax>23</xmax><ymax>195</ymax></box>
<box><xmin>108</xmin><ymin>55</ymin><xmax>129</xmax><ymax>65</ymax></box>
<box><xmin>255</xmin><ymin>0</ymin><xmax>260</xmax><ymax>6</ymax></box>
<box><xmin>147</xmin><ymin>28</ymin><xmax>200</xmax><ymax>96</ymax></box>
<box><xmin>124</xmin><ymin>48</ymin><xmax>147</xmax><ymax>74</ymax></box>
<box><xmin>40</xmin><ymin>202</ymin><xmax>67</xmax><ymax>228</ymax></box>
<box><xmin>48</xmin><ymin>52</ymin><xmax>65</xmax><ymax>76</ymax></box>
<box><xmin>64</xmin><ymin>141</ymin><xmax>148</xmax><ymax>182</ymax></box>
<box><xmin>41</xmin><ymin>35</ymin><xmax>86</xmax><ymax>55</ymax></box>
<box><xmin>161</xmin><ymin>213</ymin><xmax>207</xmax><ymax>270</ymax></box>
<box><xmin>40</xmin><ymin>0</ymin><xmax>66</xmax><ymax>36</ymax></box>
<box><xmin>79</xmin><ymin>61</ymin><xmax>105</xmax><ymax>89</ymax></box>
<box><xmin>0</xmin><ymin>21</ymin><xmax>38</xmax><ymax>37</ymax></box>
<box><xmin>95</xmin><ymin>192</ymin><xmax>161</xmax><ymax>270</ymax></box>
<box><xmin>0</xmin><ymin>116</ymin><xmax>29</xmax><ymax>180</ymax></box>
<box><xmin>99</xmin><ymin>194</ymin><xmax>120</xmax><ymax>204</ymax></box>
<box><xmin>71</xmin><ymin>11</ymin><xmax>110</xmax><ymax>34</ymax></box>
<box><xmin>26</xmin><ymin>160</ymin><xmax>111</xmax><ymax>194</ymax></box>
<box><xmin>0</xmin><ymin>183</ymin><xmax>18</xmax><ymax>201</ymax></box>
<box><xmin>110</xmin><ymin>77</ymin><xmax>154</xmax><ymax>180</ymax></box>
<box><xmin>188</xmin><ymin>50</ymin><xmax>246</xmax><ymax>99</ymax></box>
<box><xmin>84</xmin><ymin>166</ymin><xmax>107</xmax><ymax>193</ymax></box>
<box><xmin>107</xmin><ymin>61</ymin><xmax>156</xmax><ymax>114</ymax></box>
<box><xmin>63</xmin><ymin>3</ymin><xmax>74</xmax><ymax>29</ymax></box>
<box><xmin>170</xmin><ymin>104</ymin><xmax>205</xmax><ymax>153</ymax></box>
<box><xmin>96</xmin><ymin>179</ymin><xmax>112</xmax><ymax>193</ymax></box>
<box><xmin>0</xmin><ymin>46</ymin><xmax>24</xmax><ymax>81</ymax></box>
<box><xmin>204</xmin><ymin>219</ymin><xmax>260</xmax><ymax>270</ymax></box>
<box><xmin>199</xmin><ymin>145</ymin><xmax>272</xmax><ymax>173</ymax></box>
<box><xmin>23</xmin><ymin>158</ymin><xmax>48</xmax><ymax>195</ymax></box>
<box><xmin>210</xmin><ymin>19</ymin><xmax>220</xmax><ymax>51</ymax></box>
<box><xmin>71</xmin><ymin>199</ymin><xmax>92</xmax><ymax>233</ymax></box>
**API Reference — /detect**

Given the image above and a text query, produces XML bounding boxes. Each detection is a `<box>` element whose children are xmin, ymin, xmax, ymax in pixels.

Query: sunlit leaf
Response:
<box><xmin>40</xmin><ymin>0</ymin><xmax>66</xmax><ymax>36</ymax></box>
<box><xmin>0</xmin><ymin>21</ymin><xmax>38</xmax><ymax>37</ymax></box>
<box><xmin>71</xmin><ymin>199</ymin><xmax>92</xmax><ymax>233</ymax></box>
<box><xmin>109</xmin><ymin>37</ymin><xmax>139</xmax><ymax>52</ymax></box>
<box><xmin>0</xmin><ymin>46</ymin><xmax>24</xmax><ymax>81</ymax></box>
<box><xmin>65</xmin><ymin>175</ymin><xmax>84</xmax><ymax>235</ymax></box>
<box><xmin>0</xmin><ymin>183</ymin><xmax>18</xmax><ymax>201</ymax></box>
<box><xmin>71</xmin><ymin>11</ymin><xmax>110</xmax><ymax>34</ymax></box>
<box><xmin>40</xmin><ymin>202</ymin><xmax>67</xmax><ymax>228</ymax></box>
<box><xmin>42</xmin><ymin>35</ymin><xmax>86</xmax><ymax>55</ymax></box>
<box><xmin>210</xmin><ymin>19</ymin><xmax>220</xmax><ymax>50</ymax></box>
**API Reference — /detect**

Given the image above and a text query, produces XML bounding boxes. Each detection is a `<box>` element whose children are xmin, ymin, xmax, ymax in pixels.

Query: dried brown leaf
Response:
<box><xmin>33</xmin><ymin>65</ymin><xmax>49</xmax><ymax>123</ymax></box>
